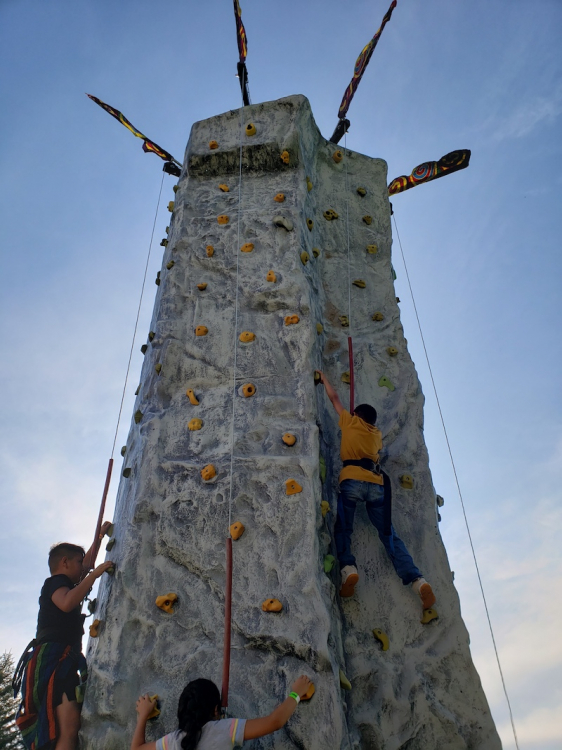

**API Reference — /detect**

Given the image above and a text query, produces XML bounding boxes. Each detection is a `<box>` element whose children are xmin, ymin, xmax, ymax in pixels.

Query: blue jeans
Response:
<box><xmin>334</xmin><ymin>479</ymin><xmax>422</xmax><ymax>585</ymax></box>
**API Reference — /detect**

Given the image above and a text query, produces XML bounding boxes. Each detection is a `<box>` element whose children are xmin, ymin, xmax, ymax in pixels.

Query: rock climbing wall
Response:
<box><xmin>81</xmin><ymin>95</ymin><xmax>501</xmax><ymax>750</ymax></box>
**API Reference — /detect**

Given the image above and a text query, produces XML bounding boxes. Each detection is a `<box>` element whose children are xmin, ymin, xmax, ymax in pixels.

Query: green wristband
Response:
<box><xmin>289</xmin><ymin>691</ymin><xmax>300</xmax><ymax>704</ymax></box>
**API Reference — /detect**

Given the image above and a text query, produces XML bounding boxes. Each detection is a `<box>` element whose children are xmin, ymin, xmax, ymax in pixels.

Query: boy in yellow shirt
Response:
<box><xmin>318</xmin><ymin>372</ymin><xmax>435</xmax><ymax>609</ymax></box>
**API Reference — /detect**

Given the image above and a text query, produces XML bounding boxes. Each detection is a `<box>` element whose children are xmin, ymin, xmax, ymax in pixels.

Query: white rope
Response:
<box><xmin>392</xmin><ymin>212</ymin><xmax>520</xmax><ymax>750</ymax></box>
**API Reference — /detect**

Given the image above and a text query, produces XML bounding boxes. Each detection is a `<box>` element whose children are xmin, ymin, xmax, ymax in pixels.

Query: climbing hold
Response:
<box><xmin>366</xmin><ymin>244</ymin><xmax>378</xmax><ymax>254</ymax></box>
<box><xmin>166</xmin><ymin>260</ymin><xmax>175</xmax><ymax>270</ymax></box>
<box><xmin>217</xmin><ymin>215</ymin><xmax>229</xmax><ymax>225</ymax></box>
<box><xmin>209</xmin><ymin>140</ymin><xmax>218</xmax><ymax>149</ymax></box>
<box><xmin>306</xmin><ymin>176</ymin><xmax>313</xmax><ymax>192</ymax></box>
<box><xmin>106</xmin><ymin>566</ymin><xmax>115</xmax><ymax>575</ymax></box>
<box><xmin>155</xmin><ymin>272</ymin><xmax>160</xmax><ymax>286</ymax></box>
<box><xmin>284</xmin><ymin>315</ymin><xmax>300</xmax><ymax>325</ymax></box>
<box><xmin>301</xmin><ymin>683</ymin><xmax>315</xmax><ymax>701</ymax></box>
<box><xmin>341</xmin><ymin>372</ymin><xmax>350</xmax><ymax>384</ymax></box>
<box><xmin>357</xmin><ymin>187</ymin><xmax>366</xmax><ymax>196</ymax></box>
<box><xmin>135</xmin><ymin>385</ymin><xmax>141</xmax><ymax>395</ymax></box>
<box><xmin>285</xmin><ymin>479</ymin><xmax>302</xmax><ymax>495</ymax></box>
<box><xmin>188</xmin><ymin>418</ymin><xmax>203</xmax><ymax>431</ymax></box>
<box><xmin>378</xmin><ymin>376</ymin><xmax>395</xmax><ymax>391</ymax></box>
<box><xmin>197</xmin><ymin>283</ymin><xmax>207</xmax><ymax>291</ymax></box>
<box><xmin>323</xmin><ymin>209</ymin><xmax>339</xmax><ymax>221</ymax></box>
<box><xmin>391</xmin><ymin>266</ymin><xmax>397</xmax><ymax>280</ymax></box>
<box><xmin>242</xmin><ymin>383</ymin><xmax>256</xmax><ymax>398</ymax></box>
<box><xmin>167</xmin><ymin>201</ymin><xmax>175</xmax><ymax>212</ymax></box>
<box><xmin>372</xmin><ymin>629</ymin><xmax>390</xmax><ymax>651</ymax></box>
<box><xmin>312</xmin><ymin>247</ymin><xmax>320</xmax><ymax>258</ymax></box>
<box><xmin>120</xmin><ymin>446</ymin><xmax>126</xmax><ymax>457</ymax></box>
<box><xmin>241</xmin><ymin>242</ymin><xmax>254</xmax><ymax>253</ymax></box>
<box><xmin>339</xmin><ymin>670</ymin><xmax>352</xmax><ymax>690</ymax></box>
<box><xmin>306</xmin><ymin>219</ymin><xmax>313</xmax><ymax>231</ymax></box>
<box><xmin>372</xmin><ymin>312</ymin><xmax>384</xmax><ymax>321</ymax></box>
<box><xmin>230</xmin><ymin>521</ymin><xmax>245</xmax><ymax>540</ymax></box>
<box><xmin>105</xmin><ymin>524</ymin><xmax>114</xmax><ymax>538</ymax></box>
<box><xmin>195</xmin><ymin>326</ymin><xmax>208</xmax><ymax>336</ymax></box>
<box><xmin>186</xmin><ymin>389</ymin><xmax>199</xmax><ymax>405</ymax></box>
<box><xmin>122</xmin><ymin>468</ymin><xmax>131</xmax><ymax>478</ymax></box>
<box><xmin>319</xmin><ymin>455</ymin><xmax>326</xmax><ymax>483</ymax></box>
<box><xmin>273</xmin><ymin>215</ymin><xmax>293</xmax><ymax>231</ymax></box>
<box><xmin>245</xmin><ymin>123</ymin><xmax>256</xmax><ymax>136</ymax></box>
<box><xmin>206</xmin><ymin>245</ymin><xmax>214</xmax><ymax>257</ymax></box>
<box><xmin>239</xmin><ymin>331</ymin><xmax>256</xmax><ymax>342</ymax></box>
<box><xmin>386</xmin><ymin>347</ymin><xmax>398</xmax><ymax>357</ymax></box>
<box><xmin>316</xmin><ymin>323</ymin><xmax>323</xmax><ymax>334</ymax></box>
<box><xmin>201</xmin><ymin>464</ymin><xmax>216</xmax><ymax>481</ymax></box>
<box><xmin>262</xmin><ymin>598</ymin><xmax>283</xmax><ymax>612</ymax></box>
<box><xmin>353</xmin><ymin>279</ymin><xmax>366</xmax><ymax>288</ymax></box>
<box><xmin>313</xmin><ymin>371</ymin><xmax>322</xmax><ymax>386</ymax></box>
<box><xmin>280</xmin><ymin>150</ymin><xmax>290</xmax><ymax>164</ymax></box>
<box><xmin>339</xmin><ymin>315</ymin><xmax>349</xmax><ymax>327</ymax></box>
<box><xmin>321</xmin><ymin>500</ymin><xmax>330</xmax><ymax>517</ymax></box>
<box><xmin>147</xmin><ymin>696</ymin><xmax>160</xmax><ymax>721</ymax></box>
<box><xmin>160</xmin><ymin>239</ymin><xmax>168</xmax><ymax>247</ymax></box>
<box><xmin>421</xmin><ymin>608</ymin><xmax>439</xmax><ymax>625</ymax></box>
<box><xmin>219</xmin><ymin>184</ymin><xmax>229</xmax><ymax>192</ymax></box>
<box><xmin>172</xmin><ymin>185</ymin><xmax>179</xmax><ymax>194</ymax></box>
<box><xmin>282</xmin><ymin>433</ymin><xmax>297</xmax><ymax>446</ymax></box>
<box><xmin>148</xmin><ymin>332</ymin><xmax>155</xmax><ymax>342</ymax></box>
<box><xmin>134</xmin><ymin>409</ymin><xmax>143</xmax><ymax>424</ymax></box>
<box><xmin>89</xmin><ymin>619</ymin><xmax>102</xmax><ymax>638</ymax></box>
<box><xmin>363</xmin><ymin>215</ymin><xmax>372</xmax><ymax>225</ymax></box>
<box><xmin>266</xmin><ymin>270</ymin><xmax>277</xmax><ymax>282</ymax></box>
<box><xmin>106</xmin><ymin>537</ymin><xmax>116</xmax><ymax>552</ymax></box>
<box><xmin>436</xmin><ymin>495</ymin><xmax>445</xmax><ymax>507</ymax></box>
<box><xmin>324</xmin><ymin>554</ymin><xmax>335</xmax><ymax>573</ymax></box>
<box><xmin>332</xmin><ymin>150</ymin><xmax>343</xmax><ymax>163</ymax></box>
<box><xmin>140</xmin><ymin>344</ymin><xmax>148</xmax><ymax>354</ymax></box>
<box><xmin>274</xmin><ymin>193</ymin><xmax>285</xmax><ymax>203</ymax></box>
<box><xmin>87</xmin><ymin>598</ymin><xmax>97</xmax><ymax>614</ymax></box>
<box><xmin>396</xmin><ymin>297</ymin><xmax>401</xmax><ymax>303</ymax></box>
<box><xmin>399</xmin><ymin>474</ymin><xmax>414</xmax><ymax>489</ymax></box>
<box><xmin>155</xmin><ymin>593</ymin><xmax>178</xmax><ymax>614</ymax></box>
<box><xmin>300</xmin><ymin>251</ymin><xmax>309</xmax><ymax>265</ymax></box>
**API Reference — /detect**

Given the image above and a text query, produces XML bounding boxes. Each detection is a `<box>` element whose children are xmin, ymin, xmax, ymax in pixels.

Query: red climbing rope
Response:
<box><xmin>87</xmin><ymin>458</ymin><xmax>114</xmax><ymax>569</ymax></box>
<box><xmin>221</xmin><ymin>537</ymin><xmax>233</xmax><ymax>708</ymax></box>
<box><xmin>348</xmin><ymin>336</ymin><xmax>355</xmax><ymax>413</ymax></box>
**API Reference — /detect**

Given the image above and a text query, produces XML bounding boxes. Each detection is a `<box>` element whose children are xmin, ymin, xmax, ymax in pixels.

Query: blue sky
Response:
<box><xmin>1</xmin><ymin>1</ymin><xmax>561</xmax><ymax>747</ymax></box>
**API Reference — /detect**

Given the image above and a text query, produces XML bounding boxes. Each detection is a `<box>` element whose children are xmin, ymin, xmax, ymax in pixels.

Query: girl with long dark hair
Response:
<box><xmin>131</xmin><ymin>674</ymin><xmax>312</xmax><ymax>749</ymax></box>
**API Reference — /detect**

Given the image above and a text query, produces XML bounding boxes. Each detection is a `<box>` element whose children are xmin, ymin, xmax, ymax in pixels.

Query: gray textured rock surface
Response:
<box><xmin>81</xmin><ymin>95</ymin><xmax>501</xmax><ymax>749</ymax></box>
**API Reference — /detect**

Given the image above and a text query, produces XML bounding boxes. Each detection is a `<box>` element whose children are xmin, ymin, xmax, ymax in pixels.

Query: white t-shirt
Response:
<box><xmin>155</xmin><ymin>718</ymin><xmax>246</xmax><ymax>749</ymax></box>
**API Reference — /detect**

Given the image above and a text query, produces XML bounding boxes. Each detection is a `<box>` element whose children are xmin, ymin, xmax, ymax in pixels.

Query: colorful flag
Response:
<box><xmin>87</xmin><ymin>94</ymin><xmax>180</xmax><ymax>165</ymax></box>
<box><xmin>233</xmin><ymin>0</ymin><xmax>247</xmax><ymax>63</ymax></box>
<box><xmin>388</xmin><ymin>150</ymin><xmax>471</xmax><ymax>195</ymax></box>
<box><xmin>338</xmin><ymin>0</ymin><xmax>397</xmax><ymax>120</ymax></box>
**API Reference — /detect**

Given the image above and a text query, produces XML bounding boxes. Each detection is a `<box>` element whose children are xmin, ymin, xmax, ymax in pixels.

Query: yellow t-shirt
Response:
<box><xmin>338</xmin><ymin>409</ymin><xmax>383</xmax><ymax>485</ymax></box>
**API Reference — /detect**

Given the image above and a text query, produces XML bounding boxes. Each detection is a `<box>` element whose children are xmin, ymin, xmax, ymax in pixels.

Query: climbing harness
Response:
<box><xmin>392</xmin><ymin>212</ymin><xmax>520</xmax><ymax>750</ymax></box>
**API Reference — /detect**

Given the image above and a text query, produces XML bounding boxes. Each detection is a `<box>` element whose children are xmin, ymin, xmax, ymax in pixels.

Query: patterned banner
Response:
<box><xmin>388</xmin><ymin>150</ymin><xmax>471</xmax><ymax>195</ymax></box>
<box><xmin>338</xmin><ymin>0</ymin><xmax>397</xmax><ymax>119</ymax></box>
<box><xmin>233</xmin><ymin>0</ymin><xmax>247</xmax><ymax>63</ymax></box>
<box><xmin>87</xmin><ymin>94</ymin><xmax>179</xmax><ymax>165</ymax></box>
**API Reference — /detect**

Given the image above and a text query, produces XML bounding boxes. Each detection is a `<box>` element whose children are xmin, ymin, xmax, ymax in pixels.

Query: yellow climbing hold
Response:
<box><xmin>148</xmin><ymin>332</ymin><xmax>155</xmax><ymax>341</ymax></box>
<box><xmin>147</xmin><ymin>696</ymin><xmax>160</xmax><ymax>721</ymax></box>
<box><xmin>89</xmin><ymin>619</ymin><xmax>102</xmax><ymax>638</ymax></box>
<box><xmin>105</xmin><ymin>523</ymin><xmax>115</xmax><ymax>538</ymax></box>
<box><xmin>387</xmin><ymin>346</ymin><xmax>398</xmax><ymax>357</ymax></box>
<box><xmin>300</xmin><ymin>251</ymin><xmax>309</xmax><ymax>265</ymax></box>
<box><xmin>399</xmin><ymin>474</ymin><xmax>414</xmax><ymax>489</ymax></box>
<box><xmin>217</xmin><ymin>215</ymin><xmax>229</xmax><ymax>225</ymax></box>
<box><xmin>219</xmin><ymin>184</ymin><xmax>229</xmax><ymax>192</ymax></box>
<box><xmin>357</xmin><ymin>187</ymin><xmax>367</xmax><ymax>196</ymax></box>
<box><xmin>206</xmin><ymin>245</ymin><xmax>214</xmax><ymax>257</ymax></box>
<box><xmin>353</xmin><ymin>279</ymin><xmax>366</xmax><ymax>288</ymax></box>
<box><xmin>155</xmin><ymin>593</ymin><xmax>178</xmax><ymax>614</ymax></box>
<box><xmin>316</xmin><ymin>323</ymin><xmax>323</xmax><ymax>334</ymax></box>
<box><xmin>134</xmin><ymin>409</ymin><xmax>143</xmax><ymax>424</ymax></box>
<box><xmin>230</xmin><ymin>521</ymin><xmax>245</xmax><ymax>540</ymax></box>
<box><xmin>321</xmin><ymin>500</ymin><xmax>330</xmax><ymax>517</ymax></box>
<box><xmin>197</xmin><ymin>283</ymin><xmax>207</xmax><ymax>291</ymax></box>
<box><xmin>372</xmin><ymin>629</ymin><xmax>389</xmax><ymax>651</ymax></box>
<box><xmin>239</xmin><ymin>331</ymin><xmax>256</xmax><ymax>342</ymax></box>
<box><xmin>262</xmin><ymin>598</ymin><xmax>283</xmax><ymax>612</ymax></box>
<box><xmin>201</xmin><ymin>464</ymin><xmax>216</xmax><ymax>481</ymax></box>
<box><xmin>282</xmin><ymin>433</ymin><xmax>297</xmax><ymax>446</ymax></box>
<box><xmin>120</xmin><ymin>446</ymin><xmax>126</xmax><ymax>457</ymax></box>
<box><xmin>242</xmin><ymin>383</ymin><xmax>256</xmax><ymax>398</ymax></box>
<box><xmin>280</xmin><ymin>150</ymin><xmax>290</xmax><ymax>164</ymax></box>
<box><xmin>186</xmin><ymin>389</ymin><xmax>199</xmax><ymax>405</ymax></box>
<box><xmin>341</xmin><ymin>372</ymin><xmax>350</xmax><ymax>384</ymax></box>
<box><xmin>106</xmin><ymin>537</ymin><xmax>116</xmax><ymax>552</ymax></box>
<box><xmin>172</xmin><ymin>185</ymin><xmax>179</xmax><ymax>194</ymax></box>
<box><xmin>333</xmin><ymin>150</ymin><xmax>343</xmax><ymax>163</ymax></box>
<box><xmin>195</xmin><ymin>326</ymin><xmax>208</xmax><ymax>337</ymax></box>
<box><xmin>363</xmin><ymin>215</ymin><xmax>373</xmax><ymax>225</ymax></box>
<box><xmin>306</xmin><ymin>176</ymin><xmax>313</xmax><ymax>191</ymax></box>
<box><xmin>339</xmin><ymin>670</ymin><xmax>351</xmax><ymax>690</ymax></box>
<box><xmin>122</xmin><ymin>468</ymin><xmax>131</xmax><ymax>478</ymax></box>
<box><xmin>284</xmin><ymin>315</ymin><xmax>300</xmax><ymax>326</ymax></box>
<box><xmin>188</xmin><ymin>418</ymin><xmax>203</xmax><ymax>431</ymax></box>
<box><xmin>372</xmin><ymin>312</ymin><xmax>384</xmax><ymax>321</ymax></box>
<box><xmin>306</xmin><ymin>218</ymin><xmax>313</xmax><ymax>231</ymax></box>
<box><xmin>245</xmin><ymin>123</ymin><xmax>256</xmax><ymax>136</ymax></box>
<box><xmin>285</xmin><ymin>479</ymin><xmax>302</xmax><ymax>495</ymax></box>
<box><xmin>312</xmin><ymin>247</ymin><xmax>320</xmax><ymax>258</ymax></box>
<box><xmin>166</xmin><ymin>260</ymin><xmax>175</xmax><ymax>270</ymax></box>
<box><xmin>339</xmin><ymin>315</ymin><xmax>349</xmax><ymax>327</ymax></box>
<box><xmin>241</xmin><ymin>242</ymin><xmax>254</xmax><ymax>253</ymax></box>
<box><xmin>302</xmin><ymin>683</ymin><xmax>315</xmax><ymax>701</ymax></box>
<box><xmin>314</xmin><ymin>371</ymin><xmax>322</xmax><ymax>386</ymax></box>
<box><xmin>274</xmin><ymin>193</ymin><xmax>285</xmax><ymax>203</ymax></box>
<box><xmin>167</xmin><ymin>201</ymin><xmax>175</xmax><ymax>212</ymax></box>
<box><xmin>155</xmin><ymin>363</ymin><xmax>162</xmax><ymax>374</ymax></box>
<box><xmin>421</xmin><ymin>608</ymin><xmax>439</xmax><ymax>624</ymax></box>
<box><xmin>141</xmin><ymin>344</ymin><xmax>148</xmax><ymax>354</ymax></box>
<box><xmin>209</xmin><ymin>140</ymin><xmax>218</xmax><ymax>150</ymax></box>
<box><xmin>160</xmin><ymin>239</ymin><xmax>168</xmax><ymax>247</ymax></box>
<box><xmin>367</xmin><ymin>244</ymin><xmax>378</xmax><ymax>254</ymax></box>
<box><xmin>323</xmin><ymin>209</ymin><xmax>339</xmax><ymax>221</ymax></box>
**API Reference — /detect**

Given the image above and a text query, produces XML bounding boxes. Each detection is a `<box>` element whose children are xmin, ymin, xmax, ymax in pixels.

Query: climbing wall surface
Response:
<box><xmin>81</xmin><ymin>95</ymin><xmax>501</xmax><ymax>750</ymax></box>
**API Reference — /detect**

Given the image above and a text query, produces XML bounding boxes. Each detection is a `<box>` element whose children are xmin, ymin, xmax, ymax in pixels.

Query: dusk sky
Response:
<box><xmin>1</xmin><ymin>2</ymin><xmax>561</xmax><ymax>748</ymax></box>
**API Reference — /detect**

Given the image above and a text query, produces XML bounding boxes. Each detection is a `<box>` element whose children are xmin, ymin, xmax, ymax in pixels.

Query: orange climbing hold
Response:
<box><xmin>219</xmin><ymin>184</ymin><xmax>229</xmax><ymax>192</ymax></box>
<box><xmin>156</xmin><ymin>593</ymin><xmax>178</xmax><ymax>614</ymax></box>
<box><xmin>280</xmin><ymin>150</ymin><xmax>290</xmax><ymax>164</ymax></box>
<box><xmin>186</xmin><ymin>389</ymin><xmax>199</xmax><ymax>405</ymax></box>
<box><xmin>332</xmin><ymin>150</ymin><xmax>343</xmax><ymax>163</ymax></box>
<box><xmin>262</xmin><ymin>598</ymin><xmax>283</xmax><ymax>612</ymax></box>
<box><xmin>284</xmin><ymin>315</ymin><xmax>300</xmax><ymax>326</ymax></box>
<box><xmin>242</xmin><ymin>383</ymin><xmax>256</xmax><ymax>398</ymax></box>
<box><xmin>285</xmin><ymin>479</ymin><xmax>302</xmax><ymax>495</ymax></box>
<box><xmin>147</xmin><ymin>696</ymin><xmax>160</xmax><ymax>720</ymax></box>
<box><xmin>363</xmin><ymin>215</ymin><xmax>373</xmax><ymax>225</ymax></box>
<box><xmin>209</xmin><ymin>140</ymin><xmax>218</xmax><ymax>150</ymax></box>
<box><xmin>274</xmin><ymin>193</ymin><xmax>285</xmax><ymax>203</ymax></box>
<box><xmin>239</xmin><ymin>331</ymin><xmax>256</xmax><ymax>342</ymax></box>
<box><xmin>89</xmin><ymin>619</ymin><xmax>102</xmax><ymax>638</ymax></box>
<box><xmin>230</xmin><ymin>521</ymin><xmax>245</xmax><ymax>540</ymax></box>
<box><xmin>302</xmin><ymin>683</ymin><xmax>315</xmax><ymax>701</ymax></box>
<box><xmin>197</xmin><ymin>283</ymin><xmax>207</xmax><ymax>291</ymax></box>
<box><xmin>241</xmin><ymin>243</ymin><xmax>254</xmax><ymax>253</ymax></box>
<box><xmin>188</xmin><ymin>418</ymin><xmax>203</xmax><ymax>431</ymax></box>
<box><xmin>266</xmin><ymin>270</ymin><xmax>277</xmax><ymax>282</ymax></box>
<box><xmin>195</xmin><ymin>326</ymin><xmax>208</xmax><ymax>337</ymax></box>
<box><xmin>217</xmin><ymin>215</ymin><xmax>229</xmax><ymax>225</ymax></box>
<box><xmin>282</xmin><ymin>433</ymin><xmax>297</xmax><ymax>446</ymax></box>
<box><xmin>201</xmin><ymin>464</ymin><xmax>216</xmax><ymax>481</ymax></box>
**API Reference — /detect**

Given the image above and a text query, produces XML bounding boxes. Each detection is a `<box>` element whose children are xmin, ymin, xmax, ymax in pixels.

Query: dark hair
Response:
<box><xmin>353</xmin><ymin>403</ymin><xmax>377</xmax><ymax>425</ymax></box>
<box><xmin>177</xmin><ymin>679</ymin><xmax>221</xmax><ymax>750</ymax></box>
<box><xmin>48</xmin><ymin>543</ymin><xmax>85</xmax><ymax>573</ymax></box>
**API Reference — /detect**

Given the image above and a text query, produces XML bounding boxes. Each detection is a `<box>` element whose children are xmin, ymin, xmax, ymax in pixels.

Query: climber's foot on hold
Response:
<box><xmin>340</xmin><ymin>565</ymin><xmax>359</xmax><ymax>598</ymax></box>
<box><xmin>412</xmin><ymin>577</ymin><xmax>436</xmax><ymax>610</ymax></box>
